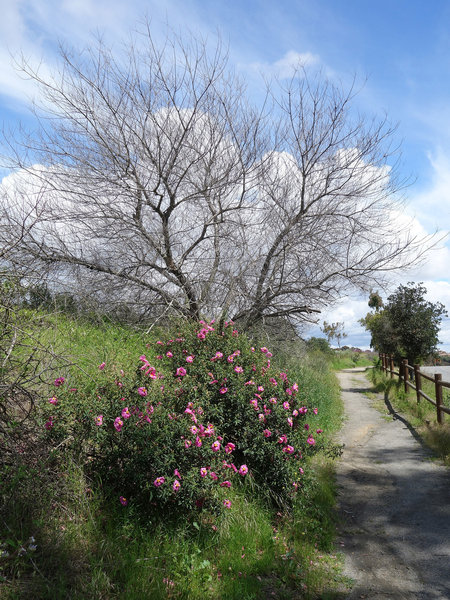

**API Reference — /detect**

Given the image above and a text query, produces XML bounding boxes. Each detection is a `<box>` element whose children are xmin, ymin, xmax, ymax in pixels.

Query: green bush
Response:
<box><xmin>41</xmin><ymin>320</ymin><xmax>324</xmax><ymax>516</ymax></box>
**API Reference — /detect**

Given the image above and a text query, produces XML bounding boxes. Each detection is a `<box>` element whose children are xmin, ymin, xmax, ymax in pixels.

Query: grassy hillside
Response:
<box><xmin>1</xmin><ymin>310</ymin><xmax>350</xmax><ymax>599</ymax></box>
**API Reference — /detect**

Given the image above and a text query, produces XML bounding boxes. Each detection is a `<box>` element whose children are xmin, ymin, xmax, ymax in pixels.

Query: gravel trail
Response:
<box><xmin>336</xmin><ymin>368</ymin><xmax>450</xmax><ymax>600</ymax></box>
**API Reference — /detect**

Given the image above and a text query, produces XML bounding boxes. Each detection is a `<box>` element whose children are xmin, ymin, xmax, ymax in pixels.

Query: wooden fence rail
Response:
<box><xmin>379</xmin><ymin>353</ymin><xmax>450</xmax><ymax>425</ymax></box>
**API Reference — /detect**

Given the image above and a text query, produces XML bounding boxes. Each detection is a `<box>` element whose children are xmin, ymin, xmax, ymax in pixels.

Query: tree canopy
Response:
<box><xmin>360</xmin><ymin>283</ymin><xmax>447</xmax><ymax>364</ymax></box>
<box><xmin>0</xmin><ymin>25</ymin><xmax>438</xmax><ymax>328</ymax></box>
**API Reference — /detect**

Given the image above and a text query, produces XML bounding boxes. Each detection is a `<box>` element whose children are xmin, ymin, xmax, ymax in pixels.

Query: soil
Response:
<box><xmin>335</xmin><ymin>367</ymin><xmax>450</xmax><ymax>600</ymax></box>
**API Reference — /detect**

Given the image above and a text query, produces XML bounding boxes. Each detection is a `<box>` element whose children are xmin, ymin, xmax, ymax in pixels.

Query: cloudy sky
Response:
<box><xmin>1</xmin><ymin>0</ymin><xmax>450</xmax><ymax>349</ymax></box>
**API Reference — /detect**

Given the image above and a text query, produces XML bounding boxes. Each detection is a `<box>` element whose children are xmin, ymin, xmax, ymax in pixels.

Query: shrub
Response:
<box><xmin>41</xmin><ymin>320</ymin><xmax>324</xmax><ymax>516</ymax></box>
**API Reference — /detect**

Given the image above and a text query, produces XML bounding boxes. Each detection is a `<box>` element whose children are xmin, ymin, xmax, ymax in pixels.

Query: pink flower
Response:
<box><xmin>234</xmin><ymin>366</ymin><xmax>243</xmax><ymax>374</ymax></box>
<box><xmin>287</xmin><ymin>417</ymin><xmax>293</xmax><ymax>427</ymax></box>
<box><xmin>121</xmin><ymin>407</ymin><xmax>131</xmax><ymax>419</ymax></box>
<box><xmin>48</xmin><ymin>396</ymin><xmax>58</xmax><ymax>405</ymax></box>
<box><xmin>176</xmin><ymin>367</ymin><xmax>187</xmax><ymax>377</ymax></box>
<box><xmin>95</xmin><ymin>415</ymin><xmax>103</xmax><ymax>426</ymax></box>
<box><xmin>186</xmin><ymin>355</ymin><xmax>194</xmax><ymax>363</ymax></box>
<box><xmin>269</xmin><ymin>397</ymin><xmax>277</xmax><ymax>404</ymax></box>
<box><xmin>219</xmin><ymin>387</ymin><xmax>228</xmax><ymax>394</ymax></box>
<box><xmin>166</xmin><ymin>351</ymin><xmax>173</xmax><ymax>358</ymax></box>
<box><xmin>190</xmin><ymin>425</ymin><xmax>198</xmax><ymax>435</ymax></box>
<box><xmin>223</xmin><ymin>499</ymin><xmax>232</xmax><ymax>509</ymax></box>
<box><xmin>292</xmin><ymin>482</ymin><xmax>298</xmax><ymax>491</ymax></box>
<box><xmin>210</xmin><ymin>472</ymin><xmax>218</xmax><ymax>481</ymax></box>
<box><xmin>313</xmin><ymin>408</ymin><xmax>318</xmax><ymax>415</ymax></box>
<box><xmin>138</xmin><ymin>387</ymin><xmax>148</xmax><ymax>397</ymax></box>
<box><xmin>154</xmin><ymin>476</ymin><xmax>165</xmax><ymax>487</ymax></box>
<box><xmin>260</xmin><ymin>347</ymin><xmax>269</xmax><ymax>353</ymax></box>
<box><xmin>283</xmin><ymin>445</ymin><xmax>294</xmax><ymax>454</ymax></box>
<box><xmin>119</xmin><ymin>496</ymin><xmax>128</xmax><ymax>506</ymax></box>
<box><xmin>224</xmin><ymin>442</ymin><xmax>235</xmax><ymax>454</ymax></box>
<box><xmin>220</xmin><ymin>481</ymin><xmax>232</xmax><ymax>488</ymax></box>
<box><xmin>257</xmin><ymin>386</ymin><xmax>264</xmax><ymax>393</ymax></box>
<box><xmin>299</xmin><ymin>407</ymin><xmax>308</xmax><ymax>414</ymax></box>
<box><xmin>316</xmin><ymin>429</ymin><xmax>323</xmax><ymax>434</ymax></box>
<box><xmin>283</xmin><ymin>401</ymin><xmax>290</xmax><ymax>410</ymax></box>
<box><xmin>278</xmin><ymin>435</ymin><xmax>287</xmax><ymax>444</ymax></box>
<box><xmin>292</xmin><ymin>409</ymin><xmax>299</xmax><ymax>417</ymax></box>
<box><xmin>200</xmin><ymin>467</ymin><xmax>208</xmax><ymax>477</ymax></box>
<box><xmin>114</xmin><ymin>417</ymin><xmax>124</xmax><ymax>432</ymax></box>
<box><xmin>98</xmin><ymin>362</ymin><xmax>106</xmax><ymax>370</ymax></box>
<box><xmin>299</xmin><ymin>467</ymin><xmax>304</xmax><ymax>475</ymax></box>
<box><xmin>44</xmin><ymin>418</ymin><xmax>53</xmax><ymax>430</ymax></box>
<box><xmin>54</xmin><ymin>377</ymin><xmax>65</xmax><ymax>387</ymax></box>
<box><xmin>204</xmin><ymin>424</ymin><xmax>214</xmax><ymax>436</ymax></box>
<box><xmin>173</xmin><ymin>479</ymin><xmax>181</xmax><ymax>491</ymax></box>
<box><xmin>211</xmin><ymin>441</ymin><xmax>221</xmax><ymax>452</ymax></box>
<box><xmin>269</xmin><ymin>377</ymin><xmax>277</xmax><ymax>386</ymax></box>
<box><xmin>195</xmin><ymin>436</ymin><xmax>202</xmax><ymax>447</ymax></box>
<box><xmin>146</xmin><ymin>367</ymin><xmax>157</xmax><ymax>379</ymax></box>
<box><xmin>184</xmin><ymin>440</ymin><xmax>192</xmax><ymax>448</ymax></box>
<box><xmin>244</xmin><ymin>380</ymin><xmax>255</xmax><ymax>386</ymax></box>
<box><xmin>174</xmin><ymin>469</ymin><xmax>181</xmax><ymax>478</ymax></box>
<box><xmin>258</xmin><ymin>413</ymin><xmax>265</xmax><ymax>422</ymax></box>
<box><xmin>304</xmin><ymin>423</ymin><xmax>309</xmax><ymax>431</ymax></box>
<box><xmin>239</xmin><ymin>464</ymin><xmax>248</xmax><ymax>476</ymax></box>
<box><xmin>307</xmin><ymin>436</ymin><xmax>316</xmax><ymax>446</ymax></box>
<box><xmin>263</xmin><ymin>429</ymin><xmax>272</xmax><ymax>437</ymax></box>
<box><xmin>227</xmin><ymin>355</ymin><xmax>234</xmax><ymax>363</ymax></box>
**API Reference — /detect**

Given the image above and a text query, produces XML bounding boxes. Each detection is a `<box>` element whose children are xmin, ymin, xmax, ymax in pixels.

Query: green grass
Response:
<box><xmin>369</xmin><ymin>367</ymin><xmax>450</xmax><ymax>465</ymax></box>
<box><xmin>1</xmin><ymin>311</ymin><xmax>351</xmax><ymax>599</ymax></box>
<box><xmin>329</xmin><ymin>351</ymin><xmax>375</xmax><ymax>371</ymax></box>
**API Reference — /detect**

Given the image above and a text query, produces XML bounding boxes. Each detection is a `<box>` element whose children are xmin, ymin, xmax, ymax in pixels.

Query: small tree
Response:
<box><xmin>361</xmin><ymin>282</ymin><xmax>447</xmax><ymax>365</ymax></box>
<box><xmin>321</xmin><ymin>321</ymin><xmax>347</xmax><ymax>348</ymax></box>
<box><xmin>368</xmin><ymin>290</ymin><xmax>383</xmax><ymax>312</ymax></box>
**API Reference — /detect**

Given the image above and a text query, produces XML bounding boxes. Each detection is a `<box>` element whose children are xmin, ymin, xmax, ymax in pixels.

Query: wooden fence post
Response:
<box><xmin>402</xmin><ymin>359</ymin><xmax>409</xmax><ymax>393</ymax></box>
<box><xmin>390</xmin><ymin>355</ymin><xmax>395</xmax><ymax>379</ymax></box>
<box><xmin>414</xmin><ymin>364</ymin><xmax>421</xmax><ymax>403</ymax></box>
<box><xmin>435</xmin><ymin>373</ymin><xmax>443</xmax><ymax>425</ymax></box>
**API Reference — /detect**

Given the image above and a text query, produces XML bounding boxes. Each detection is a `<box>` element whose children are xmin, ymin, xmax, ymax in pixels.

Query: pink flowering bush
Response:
<box><xmin>41</xmin><ymin>320</ymin><xmax>324</xmax><ymax>514</ymax></box>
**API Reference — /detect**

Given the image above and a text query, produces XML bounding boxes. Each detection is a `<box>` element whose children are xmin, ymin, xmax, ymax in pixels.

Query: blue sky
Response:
<box><xmin>1</xmin><ymin>0</ymin><xmax>450</xmax><ymax>349</ymax></box>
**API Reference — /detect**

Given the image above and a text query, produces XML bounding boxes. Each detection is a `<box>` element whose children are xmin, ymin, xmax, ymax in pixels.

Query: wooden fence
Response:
<box><xmin>379</xmin><ymin>353</ymin><xmax>450</xmax><ymax>425</ymax></box>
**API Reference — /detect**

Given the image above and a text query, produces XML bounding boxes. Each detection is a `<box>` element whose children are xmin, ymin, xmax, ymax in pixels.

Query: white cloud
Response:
<box><xmin>408</xmin><ymin>150</ymin><xmax>450</xmax><ymax>233</ymax></box>
<box><xmin>249</xmin><ymin>49</ymin><xmax>321</xmax><ymax>80</ymax></box>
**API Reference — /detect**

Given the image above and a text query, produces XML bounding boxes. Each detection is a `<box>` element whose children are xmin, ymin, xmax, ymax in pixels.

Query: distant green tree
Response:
<box><xmin>368</xmin><ymin>290</ymin><xmax>383</xmax><ymax>312</ymax></box>
<box><xmin>359</xmin><ymin>310</ymin><xmax>398</xmax><ymax>356</ymax></box>
<box><xmin>306</xmin><ymin>336</ymin><xmax>333</xmax><ymax>354</ymax></box>
<box><xmin>360</xmin><ymin>282</ymin><xmax>447</xmax><ymax>365</ymax></box>
<box><xmin>321</xmin><ymin>321</ymin><xmax>347</xmax><ymax>348</ymax></box>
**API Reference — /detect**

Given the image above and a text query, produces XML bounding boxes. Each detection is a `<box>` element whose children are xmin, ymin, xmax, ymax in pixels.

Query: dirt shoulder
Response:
<box><xmin>335</xmin><ymin>368</ymin><xmax>450</xmax><ymax>600</ymax></box>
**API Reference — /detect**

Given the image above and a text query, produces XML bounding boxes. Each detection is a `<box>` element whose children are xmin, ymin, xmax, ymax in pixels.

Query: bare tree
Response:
<box><xmin>1</xmin><ymin>26</ymin><xmax>437</xmax><ymax>328</ymax></box>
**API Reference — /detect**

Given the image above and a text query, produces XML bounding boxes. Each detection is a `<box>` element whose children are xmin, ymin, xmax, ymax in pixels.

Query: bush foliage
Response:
<box><xmin>41</xmin><ymin>320</ymin><xmax>324</xmax><ymax>515</ymax></box>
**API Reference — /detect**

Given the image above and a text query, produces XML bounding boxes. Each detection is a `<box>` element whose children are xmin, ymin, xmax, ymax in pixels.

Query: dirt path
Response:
<box><xmin>336</xmin><ymin>368</ymin><xmax>450</xmax><ymax>600</ymax></box>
